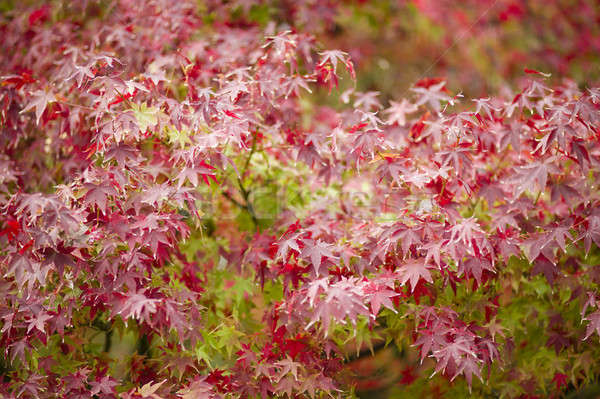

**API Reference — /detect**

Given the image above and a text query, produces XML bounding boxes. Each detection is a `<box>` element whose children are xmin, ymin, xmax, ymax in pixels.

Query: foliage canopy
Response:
<box><xmin>1</xmin><ymin>1</ymin><xmax>600</xmax><ymax>398</ymax></box>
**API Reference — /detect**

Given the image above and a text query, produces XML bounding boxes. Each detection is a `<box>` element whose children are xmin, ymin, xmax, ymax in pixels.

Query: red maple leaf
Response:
<box><xmin>397</xmin><ymin>259</ymin><xmax>433</xmax><ymax>292</ymax></box>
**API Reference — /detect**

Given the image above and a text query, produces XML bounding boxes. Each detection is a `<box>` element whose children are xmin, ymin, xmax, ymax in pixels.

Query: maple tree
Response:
<box><xmin>1</xmin><ymin>1</ymin><xmax>600</xmax><ymax>398</ymax></box>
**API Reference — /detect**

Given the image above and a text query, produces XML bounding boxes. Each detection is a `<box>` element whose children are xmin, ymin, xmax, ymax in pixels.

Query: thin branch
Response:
<box><xmin>222</xmin><ymin>131</ymin><xmax>260</xmax><ymax>227</ymax></box>
<box><xmin>222</xmin><ymin>190</ymin><xmax>245</xmax><ymax>209</ymax></box>
<box><xmin>241</xmin><ymin>131</ymin><xmax>258</xmax><ymax>178</ymax></box>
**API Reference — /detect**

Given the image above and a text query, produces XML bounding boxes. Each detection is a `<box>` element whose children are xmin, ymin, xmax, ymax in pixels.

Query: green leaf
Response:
<box><xmin>131</xmin><ymin>103</ymin><xmax>159</xmax><ymax>132</ymax></box>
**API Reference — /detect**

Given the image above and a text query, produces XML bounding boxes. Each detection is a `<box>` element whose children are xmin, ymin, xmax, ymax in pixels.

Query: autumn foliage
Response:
<box><xmin>1</xmin><ymin>1</ymin><xmax>600</xmax><ymax>398</ymax></box>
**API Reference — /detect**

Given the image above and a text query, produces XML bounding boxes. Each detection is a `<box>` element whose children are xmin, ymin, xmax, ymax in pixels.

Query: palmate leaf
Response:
<box><xmin>276</xmin><ymin>232</ymin><xmax>303</xmax><ymax>261</ymax></box>
<box><xmin>25</xmin><ymin>311</ymin><xmax>52</xmax><ymax>334</ymax></box>
<box><xmin>140</xmin><ymin>183</ymin><xmax>173</xmax><ymax>207</ymax></box>
<box><xmin>396</xmin><ymin>258</ymin><xmax>433</xmax><ymax>292</ymax></box>
<box><xmin>458</xmin><ymin>256</ymin><xmax>495</xmax><ymax>285</ymax></box>
<box><xmin>112</xmin><ymin>291</ymin><xmax>159</xmax><ymax>324</ymax></box>
<box><xmin>362</xmin><ymin>281</ymin><xmax>398</xmax><ymax>315</ymax></box>
<box><xmin>510</xmin><ymin>157</ymin><xmax>559</xmax><ymax>199</ymax></box>
<box><xmin>411</xmin><ymin>81</ymin><xmax>453</xmax><ymax>113</ymax></box>
<box><xmin>166</xmin><ymin>126</ymin><xmax>193</xmax><ymax>148</ymax></box>
<box><xmin>303</xmin><ymin>278</ymin><xmax>370</xmax><ymax>334</ymax></box>
<box><xmin>385</xmin><ymin>99</ymin><xmax>418</xmax><ymax>126</ymax></box>
<box><xmin>176</xmin><ymin>162</ymin><xmax>217</xmax><ymax>188</ymax></box>
<box><xmin>138</xmin><ymin>379</ymin><xmax>167</xmax><ymax>398</ymax></box>
<box><xmin>132</xmin><ymin>103</ymin><xmax>159</xmax><ymax>133</ymax></box>
<box><xmin>581</xmin><ymin>215</ymin><xmax>600</xmax><ymax>255</ymax></box>
<box><xmin>431</xmin><ymin>339</ymin><xmax>479</xmax><ymax>379</ymax></box>
<box><xmin>83</xmin><ymin>183</ymin><xmax>118</xmax><ymax>214</ymax></box>
<box><xmin>176</xmin><ymin>379</ymin><xmax>215</xmax><ymax>399</ymax></box>
<box><xmin>275</xmin><ymin>356</ymin><xmax>302</xmax><ymax>382</ymax></box>
<box><xmin>531</xmin><ymin>254</ymin><xmax>560</xmax><ymax>285</ymax></box>
<box><xmin>104</xmin><ymin>144</ymin><xmax>140</xmax><ymax>167</ymax></box>
<box><xmin>90</xmin><ymin>375</ymin><xmax>119</xmax><ymax>396</ymax></box>
<box><xmin>19</xmin><ymin>89</ymin><xmax>55</xmax><ymax>125</ymax></box>
<box><xmin>583</xmin><ymin>311</ymin><xmax>600</xmax><ymax>341</ymax></box>
<box><xmin>300</xmin><ymin>239</ymin><xmax>337</xmax><ymax>275</ymax></box>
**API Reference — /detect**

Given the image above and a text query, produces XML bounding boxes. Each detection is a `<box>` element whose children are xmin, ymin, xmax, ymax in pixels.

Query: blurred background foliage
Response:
<box><xmin>212</xmin><ymin>0</ymin><xmax>600</xmax><ymax>100</ymax></box>
<box><xmin>323</xmin><ymin>0</ymin><xmax>600</xmax><ymax>98</ymax></box>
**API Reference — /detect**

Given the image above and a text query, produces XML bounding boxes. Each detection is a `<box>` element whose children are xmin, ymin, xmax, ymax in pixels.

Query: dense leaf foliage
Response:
<box><xmin>1</xmin><ymin>1</ymin><xmax>600</xmax><ymax>398</ymax></box>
